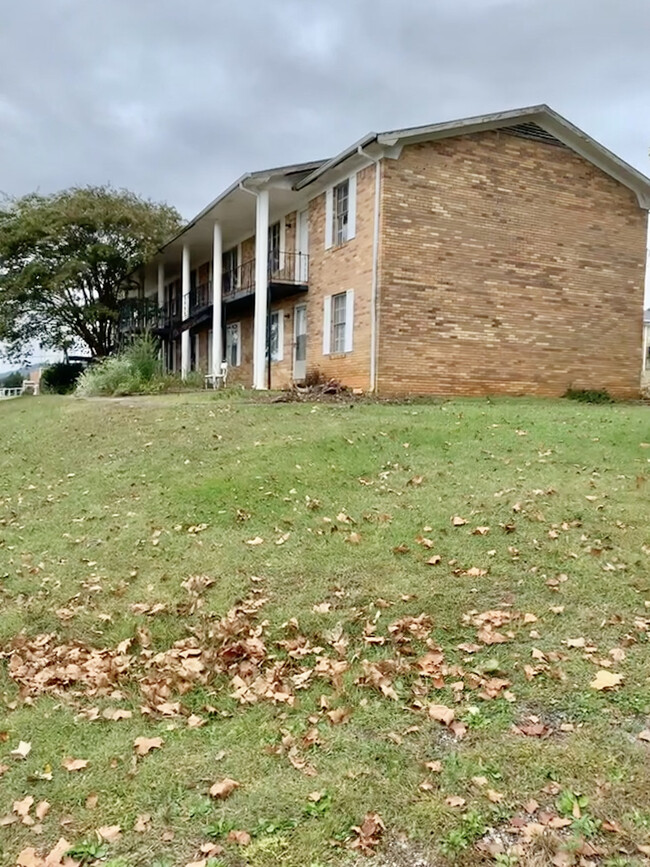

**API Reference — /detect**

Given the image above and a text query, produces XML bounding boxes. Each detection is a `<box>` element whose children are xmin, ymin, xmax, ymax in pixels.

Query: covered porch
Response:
<box><xmin>134</xmin><ymin>160</ymin><xmax>319</xmax><ymax>388</ymax></box>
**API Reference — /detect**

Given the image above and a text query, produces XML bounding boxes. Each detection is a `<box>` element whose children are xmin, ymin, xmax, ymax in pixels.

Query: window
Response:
<box><xmin>333</xmin><ymin>181</ymin><xmax>349</xmax><ymax>246</ymax></box>
<box><xmin>325</xmin><ymin>174</ymin><xmax>356</xmax><ymax>249</ymax></box>
<box><xmin>322</xmin><ymin>290</ymin><xmax>354</xmax><ymax>355</ymax></box>
<box><xmin>268</xmin><ymin>310</ymin><xmax>284</xmax><ymax>362</ymax></box>
<box><xmin>268</xmin><ymin>221</ymin><xmax>281</xmax><ymax>274</ymax></box>
<box><xmin>226</xmin><ymin>322</ymin><xmax>241</xmax><ymax>367</ymax></box>
<box><xmin>222</xmin><ymin>248</ymin><xmax>239</xmax><ymax>294</ymax></box>
<box><xmin>331</xmin><ymin>293</ymin><xmax>346</xmax><ymax>353</ymax></box>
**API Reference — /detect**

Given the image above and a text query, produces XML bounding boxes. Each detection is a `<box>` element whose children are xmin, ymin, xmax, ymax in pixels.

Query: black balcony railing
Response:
<box><xmin>189</xmin><ymin>281</ymin><xmax>211</xmax><ymax>314</ymax></box>
<box><xmin>269</xmin><ymin>251</ymin><xmax>309</xmax><ymax>285</ymax></box>
<box><xmin>223</xmin><ymin>259</ymin><xmax>256</xmax><ymax>298</ymax></box>
<box><xmin>117</xmin><ymin>298</ymin><xmax>165</xmax><ymax>333</ymax></box>
<box><xmin>165</xmin><ymin>296</ymin><xmax>182</xmax><ymax>326</ymax></box>
<box><xmin>222</xmin><ymin>251</ymin><xmax>309</xmax><ymax>299</ymax></box>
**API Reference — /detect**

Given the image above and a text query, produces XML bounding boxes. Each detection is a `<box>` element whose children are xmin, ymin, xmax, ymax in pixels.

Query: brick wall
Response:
<box><xmin>377</xmin><ymin>131</ymin><xmax>648</xmax><ymax>398</ymax></box>
<box><xmin>306</xmin><ymin>165</ymin><xmax>377</xmax><ymax>390</ymax></box>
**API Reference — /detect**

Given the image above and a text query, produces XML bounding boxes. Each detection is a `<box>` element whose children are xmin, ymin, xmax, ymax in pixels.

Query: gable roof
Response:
<box><xmin>295</xmin><ymin>105</ymin><xmax>650</xmax><ymax>208</ymax></box>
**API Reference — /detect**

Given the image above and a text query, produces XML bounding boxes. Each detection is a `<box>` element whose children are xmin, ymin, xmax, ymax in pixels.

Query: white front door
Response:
<box><xmin>293</xmin><ymin>304</ymin><xmax>307</xmax><ymax>381</ymax></box>
<box><xmin>295</xmin><ymin>210</ymin><xmax>309</xmax><ymax>282</ymax></box>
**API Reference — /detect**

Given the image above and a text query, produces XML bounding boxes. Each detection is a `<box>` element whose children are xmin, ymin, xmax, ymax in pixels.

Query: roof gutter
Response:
<box><xmin>295</xmin><ymin>133</ymin><xmax>378</xmax><ymax>190</ymax></box>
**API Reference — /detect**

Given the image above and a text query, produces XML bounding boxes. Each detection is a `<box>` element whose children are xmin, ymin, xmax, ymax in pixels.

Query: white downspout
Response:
<box><xmin>358</xmin><ymin>145</ymin><xmax>381</xmax><ymax>393</ymax></box>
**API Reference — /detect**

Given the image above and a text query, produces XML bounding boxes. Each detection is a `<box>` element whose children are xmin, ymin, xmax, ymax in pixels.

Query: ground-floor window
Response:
<box><xmin>323</xmin><ymin>289</ymin><xmax>354</xmax><ymax>355</ymax></box>
<box><xmin>226</xmin><ymin>322</ymin><xmax>241</xmax><ymax>367</ymax></box>
<box><xmin>331</xmin><ymin>293</ymin><xmax>346</xmax><ymax>353</ymax></box>
<box><xmin>269</xmin><ymin>310</ymin><xmax>284</xmax><ymax>361</ymax></box>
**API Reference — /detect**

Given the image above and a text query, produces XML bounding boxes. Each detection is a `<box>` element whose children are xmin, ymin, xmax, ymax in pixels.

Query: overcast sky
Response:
<box><xmin>2</xmin><ymin>0</ymin><xmax>650</xmax><ymax>221</ymax></box>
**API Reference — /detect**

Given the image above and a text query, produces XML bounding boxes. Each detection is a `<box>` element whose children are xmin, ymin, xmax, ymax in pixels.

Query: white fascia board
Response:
<box><xmin>302</xmin><ymin>151</ymin><xmax>379</xmax><ymax>203</ymax></box>
<box><xmin>377</xmin><ymin>104</ymin><xmax>650</xmax><ymax>209</ymax></box>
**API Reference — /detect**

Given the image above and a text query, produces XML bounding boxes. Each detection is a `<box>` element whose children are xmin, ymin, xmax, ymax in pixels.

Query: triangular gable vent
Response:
<box><xmin>504</xmin><ymin>122</ymin><xmax>566</xmax><ymax>147</ymax></box>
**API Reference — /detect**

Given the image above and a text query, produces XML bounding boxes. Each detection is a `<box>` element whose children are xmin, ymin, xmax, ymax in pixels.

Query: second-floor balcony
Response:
<box><xmin>164</xmin><ymin>251</ymin><xmax>310</xmax><ymax>328</ymax></box>
<box><xmin>117</xmin><ymin>296</ymin><xmax>188</xmax><ymax>334</ymax></box>
<box><xmin>222</xmin><ymin>250</ymin><xmax>309</xmax><ymax>303</ymax></box>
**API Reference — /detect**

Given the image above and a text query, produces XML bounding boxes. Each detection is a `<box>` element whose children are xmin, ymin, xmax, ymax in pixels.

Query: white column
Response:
<box><xmin>181</xmin><ymin>243</ymin><xmax>191</xmax><ymax>377</ymax></box>
<box><xmin>212</xmin><ymin>221</ymin><xmax>223</xmax><ymax>376</ymax></box>
<box><xmin>253</xmin><ymin>189</ymin><xmax>270</xmax><ymax>389</ymax></box>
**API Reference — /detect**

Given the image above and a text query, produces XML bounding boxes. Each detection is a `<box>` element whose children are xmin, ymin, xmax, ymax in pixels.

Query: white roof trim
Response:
<box><xmin>295</xmin><ymin>105</ymin><xmax>650</xmax><ymax>208</ymax></box>
<box><xmin>375</xmin><ymin>105</ymin><xmax>650</xmax><ymax>209</ymax></box>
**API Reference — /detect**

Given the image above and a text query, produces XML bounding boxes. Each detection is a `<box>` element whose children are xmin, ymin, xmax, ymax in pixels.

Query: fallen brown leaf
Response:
<box><xmin>61</xmin><ymin>757</ymin><xmax>88</xmax><ymax>772</ymax></box>
<box><xmin>590</xmin><ymin>670</ymin><xmax>623</xmax><ymax>691</ymax></box>
<box><xmin>428</xmin><ymin>704</ymin><xmax>455</xmax><ymax>726</ymax></box>
<box><xmin>13</xmin><ymin>796</ymin><xmax>34</xmax><ymax>817</ymax></box>
<box><xmin>227</xmin><ymin>830</ymin><xmax>251</xmax><ymax>846</ymax></box>
<box><xmin>209</xmin><ymin>778</ymin><xmax>240</xmax><ymax>800</ymax></box>
<box><xmin>16</xmin><ymin>848</ymin><xmax>42</xmax><ymax>867</ymax></box>
<box><xmin>35</xmin><ymin>801</ymin><xmax>50</xmax><ymax>821</ymax></box>
<box><xmin>97</xmin><ymin>825</ymin><xmax>122</xmax><ymax>843</ymax></box>
<box><xmin>326</xmin><ymin>707</ymin><xmax>351</xmax><ymax>725</ymax></box>
<box><xmin>10</xmin><ymin>741</ymin><xmax>32</xmax><ymax>759</ymax></box>
<box><xmin>445</xmin><ymin>795</ymin><xmax>466</xmax><ymax>808</ymax></box>
<box><xmin>133</xmin><ymin>736</ymin><xmax>163</xmax><ymax>756</ymax></box>
<box><xmin>350</xmin><ymin>812</ymin><xmax>385</xmax><ymax>854</ymax></box>
<box><xmin>134</xmin><ymin>813</ymin><xmax>151</xmax><ymax>832</ymax></box>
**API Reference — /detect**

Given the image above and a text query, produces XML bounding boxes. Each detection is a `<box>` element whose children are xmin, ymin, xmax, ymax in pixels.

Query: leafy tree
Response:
<box><xmin>0</xmin><ymin>186</ymin><xmax>181</xmax><ymax>360</ymax></box>
<box><xmin>0</xmin><ymin>370</ymin><xmax>23</xmax><ymax>388</ymax></box>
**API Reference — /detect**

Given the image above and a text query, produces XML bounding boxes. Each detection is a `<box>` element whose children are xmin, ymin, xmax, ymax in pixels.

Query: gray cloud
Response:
<box><xmin>1</xmin><ymin>0</ymin><xmax>650</xmax><ymax>218</ymax></box>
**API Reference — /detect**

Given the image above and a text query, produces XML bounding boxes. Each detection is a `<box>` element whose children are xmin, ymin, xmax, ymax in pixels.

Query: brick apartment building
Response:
<box><xmin>126</xmin><ymin>105</ymin><xmax>650</xmax><ymax>397</ymax></box>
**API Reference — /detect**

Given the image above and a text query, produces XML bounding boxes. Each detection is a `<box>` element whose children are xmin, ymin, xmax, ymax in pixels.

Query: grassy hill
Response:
<box><xmin>1</xmin><ymin>393</ymin><xmax>649</xmax><ymax>867</ymax></box>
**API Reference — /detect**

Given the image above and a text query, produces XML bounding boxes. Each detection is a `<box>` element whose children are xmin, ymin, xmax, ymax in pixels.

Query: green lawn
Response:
<box><xmin>1</xmin><ymin>393</ymin><xmax>650</xmax><ymax>867</ymax></box>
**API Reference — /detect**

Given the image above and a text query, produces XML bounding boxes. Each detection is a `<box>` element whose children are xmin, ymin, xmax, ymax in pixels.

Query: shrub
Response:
<box><xmin>122</xmin><ymin>332</ymin><xmax>160</xmax><ymax>382</ymax></box>
<box><xmin>564</xmin><ymin>387</ymin><xmax>614</xmax><ymax>404</ymax></box>
<box><xmin>41</xmin><ymin>362</ymin><xmax>85</xmax><ymax>394</ymax></box>
<box><xmin>76</xmin><ymin>356</ymin><xmax>137</xmax><ymax>396</ymax></box>
<box><xmin>75</xmin><ymin>333</ymin><xmax>204</xmax><ymax>397</ymax></box>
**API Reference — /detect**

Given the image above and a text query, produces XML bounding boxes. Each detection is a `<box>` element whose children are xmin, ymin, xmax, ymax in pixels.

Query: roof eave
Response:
<box><xmin>294</xmin><ymin>132</ymin><xmax>378</xmax><ymax>190</ymax></box>
<box><xmin>377</xmin><ymin>104</ymin><xmax>650</xmax><ymax>209</ymax></box>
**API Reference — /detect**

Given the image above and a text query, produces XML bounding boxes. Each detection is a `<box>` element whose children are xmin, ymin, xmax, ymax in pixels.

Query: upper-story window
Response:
<box><xmin>222</xmin><ymin>247</ymin><xmax>239</xmax><ymax>294</ymax></box>
<box><xmin>333</xmin><ymin>181</ymin><xmax>349</xmax><ymax>246</ymax></box>
<box><xmin>325</xmin><ymin>172</ymin><xmax>357</xmax><ymax>249</ymax></box>
<box><xmin>268</xmin><ymin>222</ymin><xmax>281</xmax><ymax>274</ymax></box>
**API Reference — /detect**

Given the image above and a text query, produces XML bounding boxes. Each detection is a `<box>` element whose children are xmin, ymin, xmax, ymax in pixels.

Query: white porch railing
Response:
<box><xmin>0</xmin><ymin>387</ymin><xmax>23</xmax><ymax>399</ymax></box>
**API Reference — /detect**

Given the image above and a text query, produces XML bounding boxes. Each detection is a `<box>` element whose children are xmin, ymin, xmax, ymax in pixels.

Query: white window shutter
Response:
<box><xmin>347</xmin><ymin>173</ymin><xmax>357</xmax><ymax>241</ymax></box>
<box><xmin>322</xmin><ymin>295</ymin><xmax>332</xmax><ymax>355</ymax></box>
<box><xmin>344</xmin><ymin>289</ymin><xmax>355</xmax><ymax>353</ymax></box>
<box><xmin>325</xmin><ymin>188</ymin><xmax>333</xmax><ymax>249</ymax></box>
